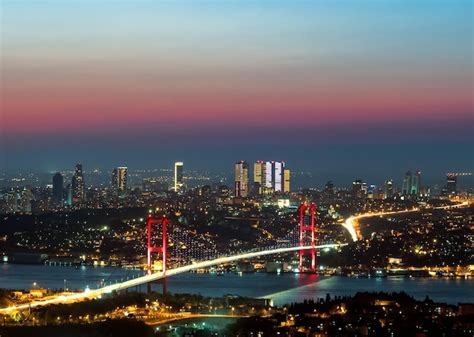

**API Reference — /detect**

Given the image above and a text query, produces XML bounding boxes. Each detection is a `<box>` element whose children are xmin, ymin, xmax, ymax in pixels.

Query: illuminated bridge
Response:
<box><xmin>1</xmin><ymin>203</ymin><xmax>336</xmax><ymax>312</ymax></box>
<box><xmin>1</xmin><ymin>201</ymin><xmax>468</xmax><ymax>313</ymax></box>
<box><xmin>0</xmin><ymin>244</ymin><xmax>344</xmax><ymax>313</ymax></box>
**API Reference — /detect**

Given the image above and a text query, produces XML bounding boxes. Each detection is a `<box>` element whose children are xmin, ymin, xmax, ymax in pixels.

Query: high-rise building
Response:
<box><xmin>174</xmin><ymin>162</ymin><xmax>184</xmax><ymax>192</ymax></box>
<box><xmin>261</xmin><ymin>161</ymin><xmax>287</xmax><ymax>194</ymax></box>
<box><xmin>352</xmin><ymin>179</ymin><xmax>363</xmax><ymax>197</ymax></box>
<box><xmin>18</xmin><ymin>188</ymin><xmax>34</xmax><ymax>213</ymax></box>
<box><xmin>361</xmin><ymin>181</ymin><xmax>368</xmax><ymax>195</ymax></box>
<box><xmin>253</xmin><ymin>161</ymin><xmax>264</xmax><ymax>195</ymax></box>
<box><xmin>262</xmin><ymin>161</ymin><xmax>274</xmax><ymax>194</ymax></box>
<box><xmin>283</xmin><ymin>168</ymin><xmax>290</xmax><ymax>193</ymax></box>
<box><xmin>411</xmin><ymin>170</ymin><xmax>421</xmax><ymax>195</ymax></box>
<box><xmin>402</xmin><ymin>171</ymin><xmax>412</xmax><ymax>195</ymax></box>
<box><xmin>52</xmin><ymin>172</ymin><xmax>63</xmax><ymax>205</ymax></box>
<box><xmin>273</xmin><ymin>161</ymin><xmax>284</xmax><ymax>192</ymax></box>
<box><xmin>264</xmin><ymin>161</ymin><xmax>273</xmax><ymax>194</ymax></box>
<box><xmin>446</xmin><ymin>174</ymin><xmax>457</xmax><ymax>195</ymax></box>
<box><xmin>66</xmin><ymin>184</ymin><xmax>72</xmax><ymax>206</ymax></box>
<box><xmin>385</xmin><ymin>179</ymin><xmax>394</xmax><ymax>198</ymax></box>
<box><xmin>402</xmin><ymin>170</ymin><xmax>421</xmax><ymax>196</ymax></box>
<box><xmin>71</xmin><ymin>164</ymin><xmax>85</xmax><ymax>204</ymax></box>
<box><xmin>367</xmin><ymin>185</ymin><xmax>376</xmax><ymax>199</ymax></box>
<box><xmin>248</xmin><ymin>160</ymin><xmax>291</xmax><ymax>195</ymax></box>
<box><xmin>112</xmin><ymin>167</ymin><xmax>128</xmax><ymax>193</ymax></box>
<box><xmin>234</xmin><ymin>161</ymin><xmax>249</xmax><ymax>197</ymax></box>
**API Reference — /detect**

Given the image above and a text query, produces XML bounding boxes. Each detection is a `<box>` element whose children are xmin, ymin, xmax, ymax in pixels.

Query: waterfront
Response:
<box><xmin>153</xmin><ymin>317</ymin><xmax>238</xmax><ymax>334</ymax></box>
<box><xmin>1</xmin><ymin>264</ymin><xmax>472</xmax><ymax>305</ymax></box>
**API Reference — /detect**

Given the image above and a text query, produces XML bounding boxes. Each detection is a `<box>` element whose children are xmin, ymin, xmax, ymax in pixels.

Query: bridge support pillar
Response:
<box><xmin>299</xmin><ymin>203</ymin><xmax>317</xmax><ymax>272</ymax></box>
<box><xmin>147</xmin><ymin>214</ymin><xmax>169</xmax><ymax>275</ymax></box>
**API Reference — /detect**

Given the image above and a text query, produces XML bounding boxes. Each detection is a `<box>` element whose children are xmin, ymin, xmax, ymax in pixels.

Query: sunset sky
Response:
<box><xmin>1</xmin><ymin>0</ymin><xmax>473</xmax><ymax>184</ymax></box>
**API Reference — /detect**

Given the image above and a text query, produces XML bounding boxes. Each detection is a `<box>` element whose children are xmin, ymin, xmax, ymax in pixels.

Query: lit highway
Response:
<box><xmin>0</xmin><ymin>244</ymin><xmax>344</xmax><ymax>313</ymax></box>
<box><xmin>342</xmin><ymin>201</ymin><xmax>469</xmax><ymax>242</ymax></box>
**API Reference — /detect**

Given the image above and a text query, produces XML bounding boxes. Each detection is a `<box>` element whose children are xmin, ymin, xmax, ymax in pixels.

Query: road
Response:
<box><xmin>342</xmin><ymin>201</ymin><xmax>469</xmax><ymax>242</ymax></box>
<box><xmin>0</xmin><ymin>243</ymin><xmax>343</xmax><ymax>313</ymax></box>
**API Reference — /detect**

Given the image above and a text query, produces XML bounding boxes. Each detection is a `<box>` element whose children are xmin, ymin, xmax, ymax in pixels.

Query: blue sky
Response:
<box><xmin>1</xmin><ymin>0</ymin><xmax>473</xmax><ymax>185</ymax></box>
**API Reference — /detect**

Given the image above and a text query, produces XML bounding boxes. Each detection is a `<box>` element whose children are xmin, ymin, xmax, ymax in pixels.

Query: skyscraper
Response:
<box><xmin>253</xmin><ymin>161</ymin><xmax>264</xmax><ymax>195</ymax></box>
<box><xmin>402</xmin><ymin>171</ymin><xmax>412</xmax><ymax>195</ymax></box>
<box><xmin>66</xmin><ymin>184</ymin><xmax>72</xmax><ymax>206</ymax></box>
<box><xmin>52</xmin><ymin>172</ymin><xmax>63</xmax><ymax>205</ymax></box>
<box><xmin>234</xmin><ymin>161</ymin><xmax>249</xmax><ymax>197</ymax></box>
<box><xmin>385</xmin><ymin>179</ymin><xmax>394</xmax><ymax>198</ymax></box>
<box><xmin>283</xmin><ymin>168</ymin><xmax>291</xmax><ymax>193</ymax></box>
<box><xmin>446</xmin><ymin>174</ymin><xmax>457</xmax><ymax>195</ymax></box>
<box><xmin>264</xmin><ymin>161</ymin><xmax>273</xmax><ymax>194</ymax></box>
<box><xmin>71</xmin><ymin>164</ymin><xmax>85</xmax><ymax>204</ymax></box>
<box><xmin>273</xmin><ymin>161</ymin><xmax>284</xmax><ymax>192</ymax></box>
<box><xmin>174</xmin><ymin>162</ymin><xmax>184</xmax><ymax>192</ymax></box>
<box><xmin>402</xmin><ymin>170</ymin><xmax>421</xmax><ymax>196</ymax></box>
<box><xmin>411</xmin><ymin>170</ymin><xmax>421</xmax><ymax>195</ymax></box>
<box><xmin>112</xmin><ymin>167</ymin><xmax>128</xmax><ymax>194</ymax></box>
<box><xmin>261</xmin><ymin>161</ymin><xmax>288</xmax><ymax>194</ymax></box>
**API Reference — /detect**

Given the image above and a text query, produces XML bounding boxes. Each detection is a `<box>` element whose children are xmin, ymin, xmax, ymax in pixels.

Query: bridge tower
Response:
<box><xmin>299</xmin><ymin>203</ymin><xmax>317</xmax><ymax>272</ymax></box>
<box><xmin>147</xmin><ymin>214</ymin><xmax>169</xmax><ymax>275</ymax></box>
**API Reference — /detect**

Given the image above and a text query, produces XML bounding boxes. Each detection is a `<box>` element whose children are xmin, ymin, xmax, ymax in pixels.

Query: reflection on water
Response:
<box><xmin>1</xmin><ymin>264</ymin><xmax>472</xmax><ymax>305</ymax></box>
<box><xmin>0</xmin><ymin>264</ymin><xmax>146</xmax><ymax>291</ymax></box>
<box><xmin>266</xmin><ymin>276</ymin><xmax>474</xmax><ymax>305</ymax></box>
<box><xmin>153</xmin><ymin>317</ymin><xmax>237</xmax><ymax>332</ymax></box>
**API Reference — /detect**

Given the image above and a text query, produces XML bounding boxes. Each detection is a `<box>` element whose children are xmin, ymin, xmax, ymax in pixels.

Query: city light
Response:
<box><xmin>0</xmin><ymin>0</ymin><xmax>472</xmax><ymax>334</ymax></box>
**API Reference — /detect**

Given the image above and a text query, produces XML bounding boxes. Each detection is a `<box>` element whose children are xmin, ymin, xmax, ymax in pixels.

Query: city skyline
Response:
<box><xmin>0</xmin><ymin>1</ymin><xmax>472</xmax><ymax>335</ymax></box>
<box><xmin>3</xmin><ymin>161</ymin><xmax>473</xmax><ymax>200</ymax></box>
<box><xmin>2</xmin><ymin>161</ymin><xmax>473</xmax><ymax>189</ymax></box>
<box><xmin>1</xmin><ymin>0</ymin><xmax>473</xmax><ymax>177</ymax></box>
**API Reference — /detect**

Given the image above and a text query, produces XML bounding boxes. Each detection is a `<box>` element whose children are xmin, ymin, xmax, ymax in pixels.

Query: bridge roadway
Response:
<box><xmin>2</xmin><ymin>201</ymin><xmax>468</xmax><ymax>313</ymax></box>
<box><xmin>0</xmin><ymin>244</ymin><xmax>343</xmax><ymax>313</ymax></box>
<box><xmin>342</xmin><ymin>201</ymin><xmax>469</xmax><ymax>242</ymax></box>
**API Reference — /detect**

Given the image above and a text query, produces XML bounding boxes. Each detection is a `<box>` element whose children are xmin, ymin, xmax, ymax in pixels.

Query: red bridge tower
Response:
<box><xmin>299</xmin><ymin>203</ymin><xmax>317</xmax><ymax>272</ymax></box>
<box><xmin>147</xmin><ymin>214</ymin><xmax>169</xmax><ymax>275</ymax></box>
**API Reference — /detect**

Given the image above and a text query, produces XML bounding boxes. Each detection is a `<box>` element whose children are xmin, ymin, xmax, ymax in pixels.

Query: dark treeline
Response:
<box><xmin>0</xmin><ymin>319</ymin><xmax>154</xmax><ymax>337</ymax></box>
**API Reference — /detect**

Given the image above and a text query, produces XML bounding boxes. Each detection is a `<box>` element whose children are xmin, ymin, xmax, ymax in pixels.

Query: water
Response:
<box><xmin>1</xmin><ymin>264</ymin><xmax>472</xmax><ymax>305</ymax></box>
<box><xmin>154</xmin><ymin>317</ymin><xmax>237</xmax><ymax>333</ymax></box>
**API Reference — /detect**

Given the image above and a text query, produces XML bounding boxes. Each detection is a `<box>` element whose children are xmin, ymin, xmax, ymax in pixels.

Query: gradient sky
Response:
<box><xmin>1</xmin><ymin>0</ymin><xmax>473</xmax><ymax>185</ymax></box>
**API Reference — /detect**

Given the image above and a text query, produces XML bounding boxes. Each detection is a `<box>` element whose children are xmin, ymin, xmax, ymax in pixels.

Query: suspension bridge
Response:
<box><xmin>1</xmin><ymin>200</ymin><xmax>468</xmax><ymax>313</ymax></box>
